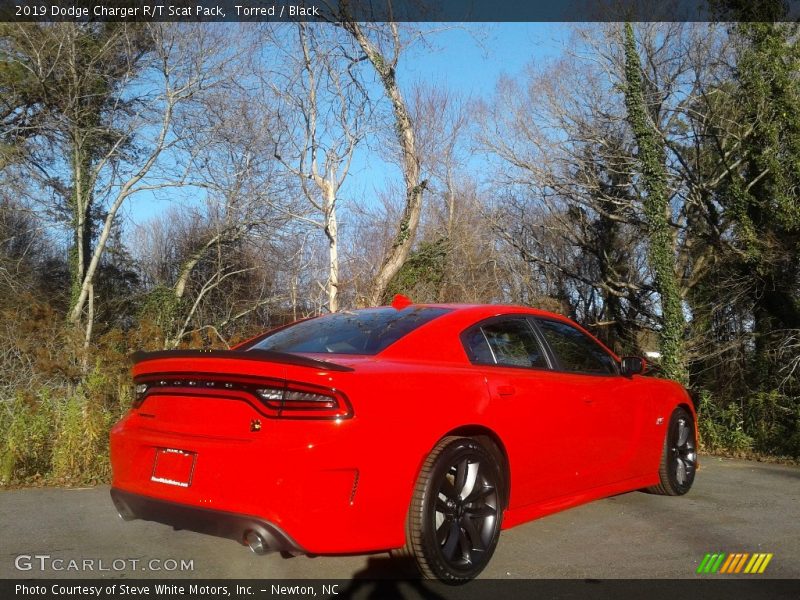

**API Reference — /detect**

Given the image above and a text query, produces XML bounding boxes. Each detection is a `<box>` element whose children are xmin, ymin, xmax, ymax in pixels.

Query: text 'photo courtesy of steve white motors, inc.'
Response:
<box><xmin>12</xmin><ymin>3</ymin><xmax>321</xmax><ymax>19</ymax></box>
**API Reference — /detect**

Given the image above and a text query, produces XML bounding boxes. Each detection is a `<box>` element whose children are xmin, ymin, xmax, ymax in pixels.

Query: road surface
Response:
<box><xmin>1</xmin><ymin>456</ymin><xmax>798</xmax><ymax>579</ymax></box>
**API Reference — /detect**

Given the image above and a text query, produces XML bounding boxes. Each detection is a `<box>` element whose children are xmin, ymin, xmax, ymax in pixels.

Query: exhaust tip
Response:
<box><xmin>112</xmin><ymin>498</ymin><xmax>135</xmax><ymax>521</ymax></box>
<box><xmin>245</xmin><ymin>531</ymin><xmax>269</xmax><ymax>555</ymax></box>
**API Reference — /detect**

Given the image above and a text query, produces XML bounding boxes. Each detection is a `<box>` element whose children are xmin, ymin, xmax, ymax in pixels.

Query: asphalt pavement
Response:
<box><xmin>1</xmin><ymin>456</ymin><xmax>798</xmax><ymax>579</ymax></box>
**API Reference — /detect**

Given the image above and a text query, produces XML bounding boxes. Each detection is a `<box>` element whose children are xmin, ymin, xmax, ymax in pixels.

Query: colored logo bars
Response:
<box><xmin>697</xmin><ymin>552</ymin><xmax>773</xmax><ymax>574</ymax></box>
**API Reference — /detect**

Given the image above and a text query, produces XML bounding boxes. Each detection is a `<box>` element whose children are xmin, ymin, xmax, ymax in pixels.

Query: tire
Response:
<box><xmin>647</xmin><ymin>407</ymin><xmax>697</xmax><ymax>496</ymax></box>
<box><xmin>400</xmin><ymin>436</ymin><xmax>504</xmax><ymax>583</ymax></box>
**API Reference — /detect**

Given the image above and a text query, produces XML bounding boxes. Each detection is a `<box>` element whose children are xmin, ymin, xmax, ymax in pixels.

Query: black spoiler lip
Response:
<box><xmin>130</xmin><ymin>349</ymin><xmax>354</xmax><ymax>373</ymax></box>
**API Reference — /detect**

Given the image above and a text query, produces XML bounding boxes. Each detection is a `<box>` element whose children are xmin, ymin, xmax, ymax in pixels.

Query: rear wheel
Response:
<box><xmin>648</xmin><ymin>407</ymin><xmax>697</xmax><ymax>495</ymax></box>
<box><xmin>400</xmin><ymin>436</ymin><xmax>504</xmax><ymax>583</ymax></box>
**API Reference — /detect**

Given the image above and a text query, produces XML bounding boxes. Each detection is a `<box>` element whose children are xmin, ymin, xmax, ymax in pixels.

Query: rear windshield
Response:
<box><xmin>247</xmin><ymin>307</ymin><xmax>451</xmax><ymax>355</ymax></box>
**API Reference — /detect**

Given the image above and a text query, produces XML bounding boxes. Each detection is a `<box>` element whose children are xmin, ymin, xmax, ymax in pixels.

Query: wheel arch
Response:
<box><xmin>677</xmin><ymin>401</ymin><xmax>695</xmax><ymax>418</ymax></box>
<box><xmin>439</xmin><ymin>424</ymin><xmax>511</xmax><ymax>509</ymax></box>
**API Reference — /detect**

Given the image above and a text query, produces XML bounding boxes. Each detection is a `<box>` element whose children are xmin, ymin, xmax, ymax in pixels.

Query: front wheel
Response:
<box><xmin>400</xmin><ymin>436</ymin><xmax>504</xmax><ymax>583</ymax></box>
<box><xmin>648</xmin><ymin>407</ymin><xmax>697</xmax><ymax>495</ymax></box>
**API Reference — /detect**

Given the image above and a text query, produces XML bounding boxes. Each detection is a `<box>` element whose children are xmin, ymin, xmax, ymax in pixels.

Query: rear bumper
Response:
<box><xmin>110</xmin><ymin>488</ymin><xmax>303</xmax><ymax>555</ymax></box>
<box><xmin>109</xmin><ymin>404</ymin><xmax>419</xmax><ymax>553</ymax></box>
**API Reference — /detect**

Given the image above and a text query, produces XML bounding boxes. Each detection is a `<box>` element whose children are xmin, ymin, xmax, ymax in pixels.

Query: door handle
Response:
<box><xmin>583</xmin><ymin>398</ymin><xmax>596</xmax><ymax>404</ymax></box>
<box><xmin>498</xmin><ymin>385</ymin><xmax>515</xmax><ymax>397</ymax></box>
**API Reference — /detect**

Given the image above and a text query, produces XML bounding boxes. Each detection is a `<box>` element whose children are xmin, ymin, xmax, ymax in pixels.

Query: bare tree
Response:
<box><xmin>477</xmin><ymin>52</ymin><xmax>654</xmax><ymax>351</ymax></box>
<box><xmin>263</xmin><ymin>23</ymin><xmax>370</xmax><ymax>313</ymax></box>
<box><xmin>130</xmin><ymin>30</ymin><xmax>297</xmax><ymax>348</ymax></box>
<box><xmin>65</xmin><ymin>24</ymin><xmax>237</xmax><ymax>344</ymax></box>
<box><xmin>1</xmin><ymin>23</ymin><xmax>239</xmax><ymax>357</ymax></box>
<box><xmin>477</xmin><ymin>23</ymin><xmax>746</xmax><ymax>358</ymax></box>
<box><xmin>396</xmin><ymin>83</ymin><xmax>504</xmax><ymax>304</ymax></box>
<box><xmin>336</xmin><ymin>14</ymin><xmax>428</xmax><ymax>306</ymax></box>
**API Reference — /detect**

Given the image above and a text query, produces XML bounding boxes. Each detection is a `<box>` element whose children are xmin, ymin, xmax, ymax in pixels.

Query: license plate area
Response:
<box><xmin>151</xmin><ymin>448</ymin><xmax>196</xmax><ymax>487</ymax></box>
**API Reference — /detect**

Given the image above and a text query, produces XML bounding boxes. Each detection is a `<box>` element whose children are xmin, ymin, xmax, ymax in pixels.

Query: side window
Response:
<box><xmin>463</xmin><ymin>319</ymin><xmax>549</xmax><ymax>369</ymax></box>
<box><xmin>535</xmin><ymin>319</ymin><xmax>617</xmax><ymax>375</ymax></box>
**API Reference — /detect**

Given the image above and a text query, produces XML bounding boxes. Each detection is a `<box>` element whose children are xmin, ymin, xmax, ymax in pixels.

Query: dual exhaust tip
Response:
<box><xmin>110</xmin><ymin>488</ymin><xmax>300</xmax><ymax>557</ymax></box>
<box><xmin>116</xmin><ymin>501</ymin><xmax>273</xmax><ymax>556</ymax></box>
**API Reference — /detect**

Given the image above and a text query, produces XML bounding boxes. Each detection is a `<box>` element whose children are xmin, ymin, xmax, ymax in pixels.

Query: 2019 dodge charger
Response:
<box><xmin>110</xmin><ymin>300</ymin><xmax>697</xmax><ymax>582</ymax></box>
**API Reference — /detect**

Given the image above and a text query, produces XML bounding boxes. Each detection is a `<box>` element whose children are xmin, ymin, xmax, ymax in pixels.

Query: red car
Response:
<box><xmin>110</xmin><ymin>301</ymin><xmax>698</xmax><ymax>582</ymax></box>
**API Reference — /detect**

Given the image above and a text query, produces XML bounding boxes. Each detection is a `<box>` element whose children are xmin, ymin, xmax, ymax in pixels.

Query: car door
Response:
<box><xmin>461</xmin><ymin>316</ymin><xmax>592</xmax><ymax>507</ymax></box>
<box><xmin>533</xmin><ymin>317</ymin><xmax>650</xmax><ymax>488</ymax></box>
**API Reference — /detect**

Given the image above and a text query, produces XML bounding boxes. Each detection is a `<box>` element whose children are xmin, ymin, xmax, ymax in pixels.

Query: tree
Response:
<box><xmin>694</xmin><ymin>20</ymin><xmax>800</xmax><ymax>420</ymax></box>
<box><xmin>131</xmin><ymin>43</ymin><xmax>294</xmax><ymax>348</ymax></box>
<box><xmin>623</xmin><ymin>22</ymin><xmax>688</xmax><ymax>383</ymax></box>
<box><xmin>266</xmin><ymin>23</ymin><xmax>370</xmax><ymax>313</ymax></box>
<box><xmin>336</xmin><ymin>15</ymin><xmax>427</xmax><ymax>306</ymax></box>
<box><xmin>0</xmin><ymin>23</ymin><xmax>234</xmax><ymax>356</ymax></box>
<box><xmin>727</xmin><ymin>23</ymin><xmax>800</xmax><ymax>330</ymax></box>
<box><xmin>478</xmin><ymin>54</ymin><xmax>653</xmax><ymax>352</ymax></box>
<box><xmin>0</xmin><ymin>23</ymin><xmax>151</xmax><ymax>319</ymax></box>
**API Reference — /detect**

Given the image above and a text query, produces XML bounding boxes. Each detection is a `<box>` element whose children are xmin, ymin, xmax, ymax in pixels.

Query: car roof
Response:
<box><xmin>394</xmin><ymin>303</ymin><xmax>570</xmax><ymax>321</ymax></box>
<box><xmin>374</xmin><ymin>302</ymin><xmax>619</xmax><ymax>363</ymax></box>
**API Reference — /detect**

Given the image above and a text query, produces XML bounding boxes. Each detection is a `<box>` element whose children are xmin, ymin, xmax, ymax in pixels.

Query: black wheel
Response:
<box><xmin>648</xmin><ymin>407</ymin><xmax>697</xmax><ymax>496</ymax></box>
<box><xmin>401</xmin><ymin>436</ymin><xmax>504</xmax><ymax>583</ymax></box>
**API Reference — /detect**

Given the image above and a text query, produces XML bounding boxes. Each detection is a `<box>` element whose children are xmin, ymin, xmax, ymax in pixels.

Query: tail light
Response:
<box><xmin>132</xmin><ymin>383</ymin><xmax>149</xmax><ymax>409</ymax></box>
<box><xmin>131</xmin><ymin>376</ymin><xmax>352</xmax><ymax>420</ymax></box>
<box><xmin>255</xmin><ymin>383</ymin><xmax>352</xmax><ymax>419</ymax></box>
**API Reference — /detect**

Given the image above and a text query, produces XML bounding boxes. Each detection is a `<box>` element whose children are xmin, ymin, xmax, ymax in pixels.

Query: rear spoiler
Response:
<box><xmin>130</xmin><ymin>349</ymin><xmax>354</xmax><ymax>373</ymax></box>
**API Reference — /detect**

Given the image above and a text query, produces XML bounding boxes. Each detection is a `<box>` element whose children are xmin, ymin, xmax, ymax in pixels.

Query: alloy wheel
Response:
<box><xmin>432</xmin><ymin>455</ymin><xmax>499</xmax><ymax>570</ymax></box>
<box><xmin>671</xmin><ymin>416</ymin><xmax>697</xmax><ymax>488</ymax></box>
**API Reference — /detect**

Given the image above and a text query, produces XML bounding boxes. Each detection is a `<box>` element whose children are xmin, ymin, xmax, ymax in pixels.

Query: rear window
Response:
<box><xmin>246</xmin><ymin>307</ymin><xmax>451</xmax><ymax>355</ymax></box>
<box><xmin>463</xmin><ymin>318</ymin><xmax>549</xmax><ymax>369</ymax></box>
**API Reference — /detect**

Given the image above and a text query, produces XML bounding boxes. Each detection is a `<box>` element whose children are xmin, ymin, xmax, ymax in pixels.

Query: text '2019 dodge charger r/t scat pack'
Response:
<box><xmin>110</xmin><ymin>299</ymin><xmax>697</xmax><ymax>582</ymax></box>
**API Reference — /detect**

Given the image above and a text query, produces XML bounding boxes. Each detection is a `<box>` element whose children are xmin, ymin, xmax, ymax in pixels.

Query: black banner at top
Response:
<box><xmin>2</xmin><ymin>0</ymin><xmax>800</xmax><ymax>22</ymax></box>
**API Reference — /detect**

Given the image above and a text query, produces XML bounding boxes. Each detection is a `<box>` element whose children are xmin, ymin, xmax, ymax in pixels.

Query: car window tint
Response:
<box><xmin>246</xmin><ymin>307</ymin><xmax>451</xmax><ymax>355</ymax></box>
<box><xmin>464</xmin><ymin>319</ymin><xmax>548</xmax><ymax>369</ymax></box>
<box><xmin>535</xmin><ymin>319</ymin><xmax>617</xmax><ymax>375</ymax></box>
<box><xmin>463</xmin><ymin>328</ymin><xmax>495</xmax><ymax>364</ymax></box>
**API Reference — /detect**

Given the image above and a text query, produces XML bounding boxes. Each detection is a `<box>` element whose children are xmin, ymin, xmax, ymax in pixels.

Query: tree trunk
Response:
<box><xmin>324</xmin><ymin>184</ymin><xmax>340</xmax><ymax>313</ymax></box>
<box><xmin>81</xmin><ymin>282</ymin><xmax>94</xmax><ymax>372</ymax></box>
<box><xmin>69</xmin><ymin>140</ymin><xmax>93</xmax><ymax>320</ymax></box>
<box><xmin>339</xmin><ymin>20</ymin><xmax>426</xmax><ymax>306</ymax></box>
<box><xmin>622</xmin><ymin>23</ymin><xmax>688</xmax><ymax>383</ymax></box>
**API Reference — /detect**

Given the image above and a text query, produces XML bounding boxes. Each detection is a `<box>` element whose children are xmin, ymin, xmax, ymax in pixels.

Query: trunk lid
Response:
<box><xmin>129</xmin><ymin>350</ymin><xmax>356</xmax><ymax>437</ymax></box>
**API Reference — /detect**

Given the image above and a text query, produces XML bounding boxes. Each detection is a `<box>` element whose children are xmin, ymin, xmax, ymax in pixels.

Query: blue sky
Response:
<box><xmin>123</xmin><ymin>23</ymin><xmax>571</xmax><ymax>228</ymax></box>
<box><xmin>404</xmin><ymin>23</ymin><xmax>568</xmax><ymax>95</ymax></box>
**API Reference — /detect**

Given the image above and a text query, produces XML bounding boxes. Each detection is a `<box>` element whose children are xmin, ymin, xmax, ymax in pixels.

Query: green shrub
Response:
<box><xmin>0</xmin><ymin>365</ymin><xmax>125</xmax><ymax>487</ymax></box>
<box><xmin>697</xmin><ymin>389</ymin><xmax>800</xmax><ymax>459</ymax></box>
<box><xmin>745</xmin><ymin>390</ymin><xmax>800</xmax><ymax>457</ymax></box>
<box><xmin>50</xmin><ymin>370</ymin><xmax>116</xmax><ymax>485</ymax></box>
<box><xmin>0</xmin><ymin>392</ymin><xmax>56</xmax><ymax>485</ymax></box>
<box><xmin>697</xmin><ymin>391</ymin><xmax>755</xmax><ymax>454</ymax></box>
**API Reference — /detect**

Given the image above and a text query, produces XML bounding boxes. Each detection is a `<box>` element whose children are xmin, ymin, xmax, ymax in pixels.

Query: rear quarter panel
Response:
<box><xmin>629</xmin><ymin>374</ymin><xmax>697</xmax><ymax>476</ymax></box>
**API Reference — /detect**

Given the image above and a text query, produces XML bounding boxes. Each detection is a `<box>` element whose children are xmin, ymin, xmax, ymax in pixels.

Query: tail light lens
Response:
<box><xmin>132</xmin><ymin>383</ymin><xmax>149</xmax><ymax>409</ymax></box>
<box><xmin>255</xmin><ymin>383</ymin><xmax>352</xmax><ymax>419</ymax></box>
<box><xmin>131</xmin><ymin>376</ymin><xmax>352</xmax><ymax>420</ymax></box>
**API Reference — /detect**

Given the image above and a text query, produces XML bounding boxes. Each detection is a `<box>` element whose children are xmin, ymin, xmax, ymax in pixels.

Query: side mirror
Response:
<box><xmin>621</xmin><ymin>356</ymin><xmax>646</xmax><ymax>377</ymax></box>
